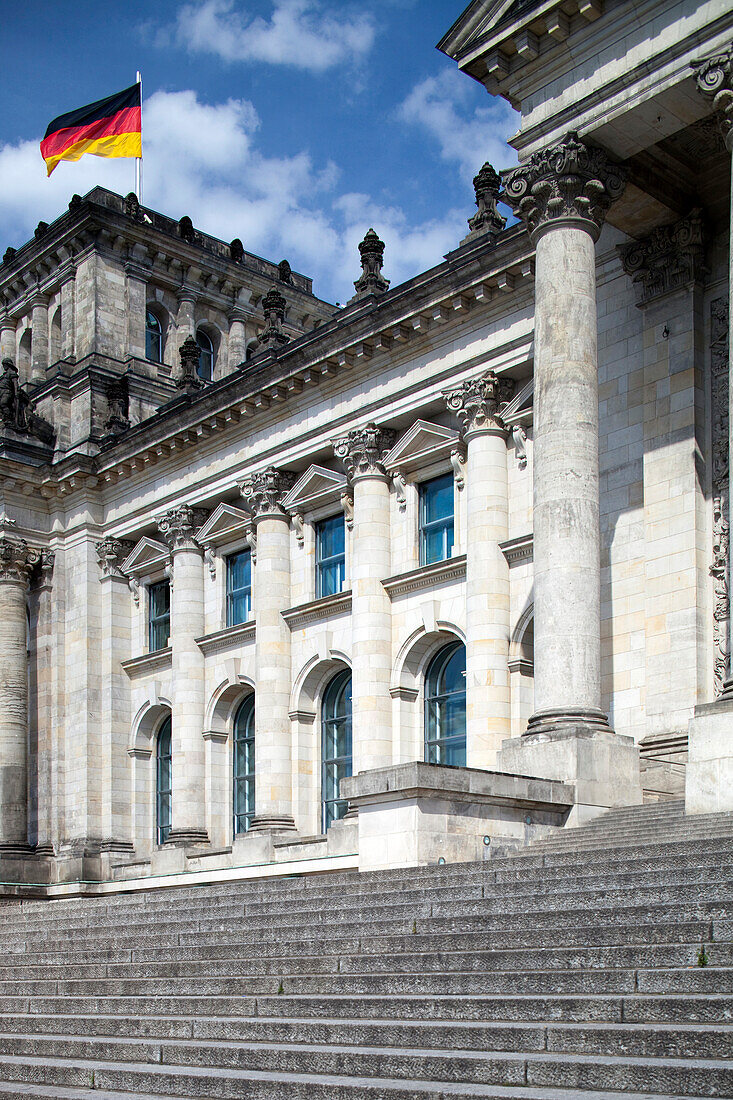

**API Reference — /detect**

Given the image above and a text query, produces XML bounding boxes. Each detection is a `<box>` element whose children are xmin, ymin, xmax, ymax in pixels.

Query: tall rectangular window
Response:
<box><xmin>419</xmin><ymin>473</ymin><xmax>455</xmax><ymax>566</ymax></box>
<box><xmin>226</xmin><ymin>549</ymin><xmax>252</xmax><ymax>627</ymax></box>
<box><xmin>148</xmin><ymin>580</ymin><xmax>170</xmax><ymax>652</ymax></box>
<box><xmin>316</xmin><ymin>514</ymin><xmax>345</xmax><ymax>599</ymax></box>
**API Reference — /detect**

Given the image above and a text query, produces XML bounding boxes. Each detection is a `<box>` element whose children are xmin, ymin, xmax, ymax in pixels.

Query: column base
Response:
<box><xmin>0</xmin><ymin>842</ymin><xmax>34</xmax><ymax>859</ymax></box>
<box><xmin>165</xmin><ymin>828</ymin><xmax>210</xmax><ymax>847</ymax></box>
<box><xmin>524</xmin><ymin>706</ymin><xmax>613</xmax><ymax>737</ymax></box>
<box><xmin>247</xmin><ymin>814</ymin><xmax>297</xmax><ymax>834</ymax></box>
<box><xmin>686</xmin><ymin>697</ymin><xmax>733</xmax><ymax>815</ymax></box>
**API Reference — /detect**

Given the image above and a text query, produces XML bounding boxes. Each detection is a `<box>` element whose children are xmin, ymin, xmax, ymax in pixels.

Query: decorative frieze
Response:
<box><xmin>239</xmin><ymin>467</ymin><xmax>296</xmax><ymax>519</ymax></box>
<box><xmin>711</xmin><ymin>296</ymin><xmax>730</xmax><ymax>696</ymax></box>
<box><xmin>502</xmin><ymin>132</ymin><xmax>627</xmax><ymax>242</ymax></box>
<box><xmin>443</xmin><ymin>371</ymin><xmax>513</xmax><ymax>436</ymax></box>
<box><xmin>333</xmin><ymin>423</ymin><xmax>397</xmax><ymax>481</ymax></box>
<box><xmin>157</xmin><ymin>505</ymin><xmax>210</xmax><ymax>551</ymax></box>
<box><xmin>618</xmin><ymin>211</ymin><xmax>706</xmax><ymax>306</ymax></box>
<box><xmin>0</xmin><ymin>537</ymin><xmax>42</xmax><ymax>584</ymax></box>
<box><xmin>692</xmin><ymin>47</ymin><xmax>733</xmax><ymax>150</ymax></box>
<box><xmin>96</xmin><ymin>537</ymin><xmax>135</xmax><ymax>580</ymax></box>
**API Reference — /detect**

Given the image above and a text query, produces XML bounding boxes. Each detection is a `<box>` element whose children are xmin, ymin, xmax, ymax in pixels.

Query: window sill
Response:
<box><xmin>282</xmin><ymin>590</ymin><xmax>352</xmax><ymax>630</ymax></box>
<box><xmin>121</xmin><ymin>647</ymin><xmax>172</xmax><ymax>678</ymax></box>
<box><xmin>195</xmin><ymin>619</ymin><xmax>256</xmax><ymax>657</ymax></box>
<box><xmin>382</xmin><ymin>555</ymin><xmax>466</xmax><ymax>598</ymax></box>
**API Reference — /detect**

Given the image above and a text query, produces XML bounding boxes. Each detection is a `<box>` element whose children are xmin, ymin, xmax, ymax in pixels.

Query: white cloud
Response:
<box><xmin>398</xmin><ymin>68</ymin><xmax>518</xmax><ymax>182</ymax></box>
<box><xmin>169</xmin><ymin>0</ymin><xmax>375</xmax><ymax>73</ymax></box>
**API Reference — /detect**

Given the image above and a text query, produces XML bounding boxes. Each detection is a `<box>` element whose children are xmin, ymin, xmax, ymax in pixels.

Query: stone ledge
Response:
<box><xmin>500</xmin><ymin>533</ymin><xmax>533</xmax><ymax>565</ymax></box>
<box><xmin>195</xmin><ymin>619</ymin><xmax>255</xmax><ymax>656</ymax></box>
<box><xmin>121</xmin><ymin>647</ymin><xmax>172</xmax><ymax>678</ymax></box>
<box><xmin>281</xmin><ymin>590</ymin><xmax>352</xmax><ymax>629</ymax></box>
<box><xmin>382</xmin><ymin>555</ymin><xmax>466</xmax><ymax>598</ymax></box>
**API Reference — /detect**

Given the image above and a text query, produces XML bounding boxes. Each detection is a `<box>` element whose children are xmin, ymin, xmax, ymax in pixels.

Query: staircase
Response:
<box><xmin>0</xmin><ymin>800</ymin><xmax>732</xmax><ymax>1099</ymax></box>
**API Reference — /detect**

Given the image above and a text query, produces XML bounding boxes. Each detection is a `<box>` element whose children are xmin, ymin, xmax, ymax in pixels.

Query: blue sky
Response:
<box><xmin>0</xmin><ymin>0</ymin><xmax>517</xmax><ymax>304</ymax></box>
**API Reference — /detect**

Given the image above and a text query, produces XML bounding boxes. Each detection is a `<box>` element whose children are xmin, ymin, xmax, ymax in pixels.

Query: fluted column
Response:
<box><xmin>334</xmin><ymin>424</ymin><xmax>396</xmax><ymax>773</ymax></box>
<box><xmin>444</xmin><ymin>372</ymin><xmax>511</xmax><ymax>766</ymax></box>
<box><xmin>0</xmin><ymin>537</ymin><xmax>41</xmax><ymax>852</ymax></box>
<box><xmin>29</xmin><ymin>293</ymin><xmax>49</xmax><ymax>385</ymax></box>
<box><xmin>157</xmin><ymin>506</ymin><xmax>209</xmax><ymax>844</ymax></box>
<box><xmin>504</xmin><ymin>134</ymin><xmax>627</xmax><ymax>737</ymax></box>
<box><xmin>240</xmin><ymin>468</ymin><xmax>296</xmax><ymax>832</ymax></box>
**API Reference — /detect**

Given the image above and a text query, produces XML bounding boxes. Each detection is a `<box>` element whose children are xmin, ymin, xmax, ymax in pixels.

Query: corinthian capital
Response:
<box><xmin>692</xmin><ymin>48</ymin><xmax>733</xmax><ymax>150</ymax></box>
<box><xmin>502</xmin><ymin>132</ymin><xmax>627</xmax><ymax>243</ymax></box>
<box><xmin>618</xmin><ymin>210</ymin><xmax>706</xmax><ymax>306</ymax></box>
<box><xmin>0</xmin><ymin>537</ymin><xmax>41</xmax><ymax>585</ymax></box>
<box><xmin>96</xmin><ymin>537</ymin><xmax>135</xmax><ymax>580</ymax></box>
<box><xmin>239</xmin><ymin>467</ymin><xmax>296</xmax><ymax>519</ymax></box>
<box><xmin>157</xmin><ymin>505</ymin><xmax>210</xmax><ymax>551</ymax></box>
<box><xmin>443</xmin><ymin>372</ymin><xmax>514</xmax><ymax>436</ymax></box>
<box><xmin>333</xmin><ymin>423</ymin><xmax>397</xmax><ymax>481</ymax></box>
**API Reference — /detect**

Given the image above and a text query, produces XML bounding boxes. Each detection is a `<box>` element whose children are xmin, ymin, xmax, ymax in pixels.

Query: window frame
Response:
<box><xmin>424</xmin><ymin>641</ymin><xmax>466</xmax><ymax>767</ymax></box>
<box><xmin>147</xmin><ymin>579</ymin><xmax>170</xmax><ymax>652</ymax></box>
<box><xmin>321</xmin><ymin>669</ymin><xmax>352</xmax><ymax>832</ymax></box>
<box><xmin>155</xmin><ymin>716</ymin><xmax>172</xmax><ymax>845</ymax></box>
<box><xmin>225</xmin><ymin>548</ymin><xmax>252</xmax><ymax>627</ymax></box>
<box><xmin>145</xmin><ymin>308</ymin><xmax>163</xmax><ymax>364</ymax></box>
<box><xmin>232</xmin><ymin>695</ymin><xmax>255</xmax><ymax>836</ymax></box>
<box><xmin>196</xmin><ymin>328</ymin><xmax>215</xmax><ymax>382</ymax></box>
<box><xmin>418</xmin><ymin>471</ymin><xmax>455</xmax><ymax>567</ymax></box>
<box><xmin>315</xmin><ymin>512</ymin><xmax>346</xmax><ymax>600</ymax></box>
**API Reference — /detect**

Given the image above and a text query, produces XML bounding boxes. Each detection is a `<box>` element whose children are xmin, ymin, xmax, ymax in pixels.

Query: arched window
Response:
<box><xmin>155</xmin><ymin>716</ymin><xmax>172</xmax><ymax>844</ymax></box>
<box><xmin>145</xmin><ymin>309</ymin><xmax>163</xmax><ymax>363</ymax></box>
<box><xmin>233</xmin><ymin>696</ymin><xmax>255</xmax><ymax>835</ymax></box>
<box><xmin>321</xmin><ymin>670</ymin><xmax>352</xmax><ymax>831</ymax></box>
<box><xmin>196</xmin><ymin>329</ymin><xmax>214</xmax><ymax>381</ymax></box>
<box><xmin>425</xmin><ymin>642</ymin><xmax>466</xmax><ymax>767</ymax></box>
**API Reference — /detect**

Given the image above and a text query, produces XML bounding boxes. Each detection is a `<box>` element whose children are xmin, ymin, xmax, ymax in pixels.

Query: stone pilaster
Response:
<box><xmin>157</xmin><ymin>505</ymin><xmax>209</xmax><ymax>845</ymax></box>
<box><xmin>334</xmin><ymin>424</ymin><xmax>396</xmax><ymax>773</ymax></box>
<box><xmin>28</xmin><ymin>550</ymin><xmax>54</xmax><ymax>855</ymax></box>
<box><xmin>240</xmin><ymin>468</ymin><xmax>296</xmax><ymax>832</ymax></box>
<box><xmin>58</xmin><ymin>260</ymin><xmax>76</xmax><ymax>362</ymax></box>
<box><xmin>29</xmin><ymin>292</ymin><xmax>49</xmax><ymax>385</ymax></box>
<box><xmin>125</xmin><ymin>261</ymin><xmax>148</xmax><ymax>360</ymax></box>
<box><xmin>444</xmin><ymin>371</ymin><xmax>512</xmax><ymax>767</ymax></box>
<box><xmin>0</xmin><ymin>537</ymin><xmax>42</xmax><ymax>852</ymax></box>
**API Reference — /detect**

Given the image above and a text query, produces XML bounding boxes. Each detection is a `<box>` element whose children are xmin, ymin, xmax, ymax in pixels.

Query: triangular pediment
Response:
<box><xmin>197</xmin><ymin>502</ymin><xmax>251</xmax><ymax>547</ymax></box>
<box><xmin>121</xmin><ymin>537</ymin><xmax>169</xmax><ymax>576</ymax></box>
<box><xmin>438</xmin><ymin>0</ymin><xmax>517</xmax><ymax>58</ymax></box>
<box><xmin>282</xmin><ymin>465</ymin><xmax>347</xmax><ymax>513</ymax></box>
<box><xmin>501</xmin><ymin>378</ymin><xmax>533</xmax><ymax>424</ymax></box>
<box><xmin>384</xmin><ymin>420</ymin><xmax>461</xmax><ymax>474</ymax></box>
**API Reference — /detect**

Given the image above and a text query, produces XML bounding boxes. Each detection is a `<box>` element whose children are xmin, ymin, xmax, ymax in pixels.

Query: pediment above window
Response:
<box><xmin>196</xmin><ymin>502</ymin><xmax>252</xmax><ymax>548</ymax></box>
<box><xmin>501</xmin><ymin>378</ymin><xmax>533</xmax><ymax>426</ymax></box>
<box><xmin>282</xmin><ymin>465</ymin><xmax>347</xmax><ymax>513</ymax></box>
<box><xmin>384</xmin><ymin>420</ymin><xmax>462</xmax><ymax>476</ymax></box>
<box><xmin>121</xmin><ymin>536</ymin><xmax>170</xmax><ymax>577</ymax></box>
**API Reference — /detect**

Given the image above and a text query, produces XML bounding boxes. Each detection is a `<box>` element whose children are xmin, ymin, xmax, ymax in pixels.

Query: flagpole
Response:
<box><xmin>135</xmin><ymin>71</ymin><xmax>143</xmax><ymax>203</ymax></box>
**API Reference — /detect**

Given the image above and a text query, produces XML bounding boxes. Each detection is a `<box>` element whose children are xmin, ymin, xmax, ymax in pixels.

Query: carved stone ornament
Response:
<box><xmin>124</xmin><ymin>192</ymin><xmax>142</xmax><ymax>220</ymax></box>
<box><xmin>175</xmin><ymin>336</ymin><xmax>205</xmax><ymax>393</ymax></box>
<box><xmin>333</xmin><ymin>423</ymin><xmax>397</xmax><ymax>481</ymax></box>
<box><xmin>467</xmin><ymin>162</ymin><xmax>506</xmax><ymax>237</ymax></box>
<box><xmin>178</xmin><ymin>215</ymin><xmax>195</xmax><ymax>243</ymax></box>
<box><xmin>257</xmin><ymin>286</ymin><xmax>290</xmax><ymax>351</ymax></box>
<box><xmin>0</xmin><ymin>358</ymin><xmax>55</xmax><ymax>444</ymax></box>
<box><xmin>340</xmin><ymin>492</ymin><xmax>354</xmax><ymax>530</ymax></box>
<box><xmin>618</xmin><ymin>210</ymin><xmax>706</xmax><ymax>306</ymax></box>
<box><xmin>711</xmin><ymin>296</ymin><xmax>730</xmax><ymax>696</ymax></box>
<box><xmin>692</xmin><ymin>47</ymin><xmax>733</xmax><ymax>150</ymax></box>
<box><xmin>96</xmin><ymin>537</ymin><xmax>135</xmax><ymax>581</ymax></box>
<box><xmin>512</xmin><ymin>424</ymin><xmax>528</xmax><ymax>470</ymax></box>
<box><xmin>278</xmin><ymin>259</ymin><xmax>293</xmax><ymax>284</ymax></box>
<box><xmin>105</xmin><ymin>376</ymin><xmax>130</xmax><ymax>435</ymax></box>
<box><xmin>502</xmin><ymin>132</ymin><xmax>628</xmax><ymax>243</ymax></box>
<box><xmin>352</xmin><ymin>228</ymin><xmax>390</xmax><ymax>298</ymax></box>
<box><xmin>157</xmin><ymin>505</ymin><xmax>210</xmax><ymax>552</ymax></box>
<box><xmin>240</xmin><ymin>468</ymin><xmax>297</xmax><ymax>519</ymax></box>
<box><xmin>712</xmin><ymin>495</ymin><xmax>730</xmax><ymax>697</ymax></box>
<box><xmin>392</xmin><ymin>472</ymin><xmax>407</xmax><ymax>512</ymax></box>
<box><xmin>38</xmin><ymin>549</ymin><xmax>55</xmax><ymax>589</ymax></box>
<box><xmin>0</xmin><ymin>537</ymin><xmax>42</xmax><ymax>584</ymax></box>
<box><xmin>443</xmin><ymin>371</ymin><xmax>514</xmax><ymax>436</ymax></box>
<box><xmin>229</xmin><ymin>238</ymin><xmax>244</xmax><ymax>263</ymax></box>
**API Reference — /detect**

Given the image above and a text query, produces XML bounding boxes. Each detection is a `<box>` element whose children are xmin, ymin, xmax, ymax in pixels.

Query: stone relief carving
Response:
<box><xmin>711</xmin><ymin>296</ymin><xmax>730</xmax><ymax>695</ymax></box>
<box><xmin>0</xmin><ymin>358</ymin><xmax>54</xmax><ymax>444</ymax></box>
<box><xmin>352</xmin><ymin>228</ymin><xmax>390</xmax><ymax>298</ymax></box>
<box><xmin>502</xmin><ymin>132</ymin><xmax>627</xmax><ymax>242</ymax></box>
<box><xmin>292</xmin><ymin>511</ymin><xmax>305</xmax><ymax>547</ymax></box>
<box><xmin>618</xmin><ymin>210</ymin><xmax>706</xmax><ymax>306</ymax></box>
<box><xmin>450</xmin><ymin>447</ymin><xmax>466</xmax><ymax>490</ymax></box>
<box><xmin>467</xmin><ymin>162</ymin><xmax>506</xmax><ymax>238</ymax></box>
<box><xmin>105</xmin><ymin>377</ymin><xmax>130</xmax><ymax>435</ymax></box>
<box><xmin>340</xmin><ymin>492</ymin><xmax>354</xmax><ymax>530</ymax></box>
<box><xmin>392</xmin><ymin>472</ymin><xmax>407</xmax><ymax>512</ymax></box>
<box><xmin>692</xmin><ymin>47</ymin><xmax>733</xmax><ymax>149</ymax></box>
<box><xmin>512</xmin><ymin>424</ymin><xmax>528</xmax><ymax>470</ymax></box>
<box><xmin>240</xmin><ymin>467</ymin><xmax>296</xmax><ymax>519</ymax></box>
<box><xmin>333</xmin><ymin>423</ymin><xmax>397</xmax><ymax>480</ymax></box>
<box><xmin>96</xmin><ymin>537</ymin><xmax>135</xmax><ymax>581</ymax></box>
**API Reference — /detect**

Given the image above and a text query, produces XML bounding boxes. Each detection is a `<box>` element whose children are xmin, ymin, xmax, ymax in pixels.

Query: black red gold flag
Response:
<box><xmin>40</xmin><ymin>83</ymin><xmax>141</xmax><ymax>177</ymax></box>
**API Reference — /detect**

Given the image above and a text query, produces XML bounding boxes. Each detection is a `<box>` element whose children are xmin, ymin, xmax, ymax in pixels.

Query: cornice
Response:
<box><xmin>121</xmin><ymin>647</ymin><xmax>172</xmax><ymax>678</ymax></box>
<box><xmin>382</xmin><ymin>555</ymin><xmax>467</xmax><ymax>598</ymax></box>
<box><xmin>500</xmin><ymin>532</ymin><xmax>533</xmax><ymax>565</ymax></box>
<box><xmin>281</xmin><ymin>590</ymin><xmax>352</xmax><ymax>629</ymax></box>
<box><xmin>195</xmin><ymin>619</ymin><xmax>256</xmax><ymax>657</ymax></box>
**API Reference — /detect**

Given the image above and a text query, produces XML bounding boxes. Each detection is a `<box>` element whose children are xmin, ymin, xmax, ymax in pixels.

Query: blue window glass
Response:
<box><xmin>148</xmin><ymin>580</ymin><xmax>170</xmax><ymax>652</ymax></box>
<box><xmin>145</xmin><ymin>309</ymin><xmax>163</xmax><ymax>363</ymax></box>
<box><xmin>197</xmin><ymin>330</ymin><xmax>214</xmax><ymax>381</ymax></box>
<box><xmin>316</xmin><ymin>514</ymin><xmax>345</xmax><ymax>599</ymax></box>
<box><xmin>419</xmin><ymin>473</ymin><xmax>454</xmax><ymax>566</ymax></box>
<box><xmin>226</xmin><ymin>550</ymin><xmax>252</xmax><ymax>627</ymax></box>
<box><xmin>156</xmin><ymin>716</ymin><xmax>172</xmax><ymax>845</ymax></box>
<box><xmin>321</xmin><ymin>670</ymin><xmax>352</xmax><ymax>831</ymax></box>
<box><xmin>233</xmin><ymin>696</ymin><xmax>255</xmax><ymax>835</ymax></box>
<box><xmin>425</xmin><ymin>642</ymin><xmax>466</xmax><ymax>767</ymax></box>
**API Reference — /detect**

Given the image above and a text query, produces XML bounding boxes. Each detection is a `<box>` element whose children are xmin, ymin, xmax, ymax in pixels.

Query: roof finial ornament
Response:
<box><xmin>257</xmin><ymin>285</ymin><xmax>290</xmax><ymax>352</ymax></box>
<box><xmin>175</xmin><ymin>335</ymin><xmax>205</xmax><ymax>393</ymax></box>
<box><xmin>467</xmin><ymin>162</ymin><xmax>506</xmax><ymax>238</ymax></box>
<box><xmin>352</xmin><ymin>228</ymin><xmax>390</xmax><ymax>299</ymax></box>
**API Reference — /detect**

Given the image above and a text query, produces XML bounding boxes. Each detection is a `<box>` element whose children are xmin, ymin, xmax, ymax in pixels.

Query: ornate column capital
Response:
<box><xmin>443</xmin><ymin>372</ymin><xmax>514</xmax><ymax>437</ymax></box>
<box><xmin>618</xmin><ymin>209</ymin><xmax>707</xmax><ymax>306</ymax></box>
<box><xmin>333</xmin><ymin>423</ymin><xmax>397</xmax><ymax>481</ymax></box>
<box><xmin>157</xmin><ymin>505</ymin><xmax>210</xmax><ymax>552</ymax></box>
<box><xmin>502</xmin><ymin>132</ymin><xmax>628</xmax><ymax>243</ymax></box>
<box><xmin>96</xmin><ymin>537</ymin><xmax>135</xmax><ymax>581</ymax></box>
<box><xmin>239</xmin><ymin>467</ymin><xmax>296</xmax><ymax>520</ymax></box>
<box><xmin>692</xmin><ymin>47</ymin><xmax>733</xmax><ymax>151</ymax></box>
<box><xmin>0</xmin><ymin>537</ymin><xmax>42</xmax><ymax>585</ymax></box>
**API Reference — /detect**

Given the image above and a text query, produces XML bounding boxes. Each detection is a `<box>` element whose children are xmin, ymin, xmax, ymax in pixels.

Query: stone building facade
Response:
<box><xmin>0</xmin><ymin>0</ymin><xmax>730</xmax><ymax>892</ymax></box>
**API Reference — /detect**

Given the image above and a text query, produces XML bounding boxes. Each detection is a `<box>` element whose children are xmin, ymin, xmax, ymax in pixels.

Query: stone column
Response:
<box><xmin>157</xmin><ymin>506</ymin><xmax>209</xmax><ymax>844</ymax></box>
<box><xmin>444</xmin><ymin>372</ymin><xmax>511</xmax><ymax>767</ymax></box>
<box><xmin>0</xmin><ymin>315</ymin><xmax>15</xmax><ymax>363</ymax></box>
<box><xmin>0</xmin><ymin>537</ymin><xmax>41</xmax><ymax>852</ymax></box>
<box><xmin>334</xmin><ymin>424</ymin><xmax>396</xmax><ymax>773</ymax></box>
<box><xmin>29</xmin><ymin>292</ymin><xmax>49</xmax><ymax>385</ymax></box>
<box><xmin>28</xmin><ymin>551</ymin><xmax>54</xmax><ymax>855</ymax></box>
<box><xmin>240</xmin><ymin>468</ymin><xmax>296</xmax><ymax>832</ymax></box>
<box><xmin>228</xmin><ymin>307</ymin><xmax>247</xmax><ymax>370</ymax></box>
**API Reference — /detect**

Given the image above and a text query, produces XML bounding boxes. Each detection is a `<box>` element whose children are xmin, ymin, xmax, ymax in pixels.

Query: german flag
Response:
<box><xmin>41</xmin><ymin>83</ymin><xmax>141</xmax><ymax>177</ymax></box>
